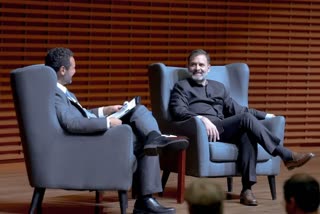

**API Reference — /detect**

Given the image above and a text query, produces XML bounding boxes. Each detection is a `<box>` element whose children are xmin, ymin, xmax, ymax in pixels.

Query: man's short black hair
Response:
<box><xmin>284</xmin><ymin>173</ymin><xmax>319</xmax><ymax>212</ymax></box>
<box><xmin>45</xmin><ymin>47</ymin><xmax>74</xmax><ymax>72</ymax></box>
<box><xmin>187</xmin><ymin>49</ymin><xmax>211</xmax><ymax>64</ymax></box>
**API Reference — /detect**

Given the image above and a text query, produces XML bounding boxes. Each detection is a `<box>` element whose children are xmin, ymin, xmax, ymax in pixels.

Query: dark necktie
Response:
<box><xmin>65</xmin><ymin>90</ymin><xmax>97</xmax><ymax>118</ymax></box>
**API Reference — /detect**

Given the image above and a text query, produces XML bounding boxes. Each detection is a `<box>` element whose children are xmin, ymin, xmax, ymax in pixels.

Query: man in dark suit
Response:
<box><xmin>169</xmin><ymin>49</ymin><xmax>315</xmax><ymax>206</ymax></box>
<box><xmin>45</xmin><ymin>47</ymin><xmax>189</xmax><ymax>214</ymax></box>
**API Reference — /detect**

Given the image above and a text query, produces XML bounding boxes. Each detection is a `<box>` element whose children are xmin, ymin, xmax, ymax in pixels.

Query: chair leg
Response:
<box><xmin>159</xmin><ymin>170</ymin><xmax>170</xmax><ymax>197</ymax></box>
<box><xmin>268</xmin><ymin>175</ymin><xmax>277</xmax><ymax>200</ymax></box>
<box><xmin>227</xmin><ymin>177</ymin><xmax>233</xmax><ymax>192</ymax></box>
<box><xmin>95</xmin><ymin>191</ymin><xmax>103</xmax><ymax>203</ymax></box>
<box><xmin>118</xmin><ymin>190</ymin><xmax>128</xmax><ymax>214</ymax></box>
<box><xmin>29</xmin><ymin>187</ymin><xmax>45</xmax><ymax>214</ymax></box>
<box><xmin>95</xmin><ymin>191</ymin><xmax>105</xmax><ymax>214</ymax></box>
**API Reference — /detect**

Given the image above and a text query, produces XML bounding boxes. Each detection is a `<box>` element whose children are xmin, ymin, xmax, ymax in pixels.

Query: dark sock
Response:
<box><xmin>139</xmin><ymin>194</ymin><xmax>152</xmax><ymax>200</ymax></box>
<box><xmin>273</xmin><ymin>145</ymin><xmax>292</xmax><ymax>161</ymax></box>
<box><xmin>242</xmin><ymin>181</ymin><xmax>254</xmax><ymax>193</ymax></box>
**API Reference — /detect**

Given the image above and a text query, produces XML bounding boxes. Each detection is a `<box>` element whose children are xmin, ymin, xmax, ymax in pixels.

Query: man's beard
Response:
<box><xmin>191</xmin><ymin>73</ymin><xmax>207</xmax><ymax>85</ymax></box>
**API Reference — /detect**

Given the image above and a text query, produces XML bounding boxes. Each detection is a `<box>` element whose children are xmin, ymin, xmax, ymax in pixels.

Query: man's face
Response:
<box><xmin>58</xmin><ymin>56</ymin><xmax>76</xmax><ymax>85</ymax></box>
<box><xmin>188</xmin><ymin>54</ymin><xmax>210</xmax><ymax>83</ymax></box>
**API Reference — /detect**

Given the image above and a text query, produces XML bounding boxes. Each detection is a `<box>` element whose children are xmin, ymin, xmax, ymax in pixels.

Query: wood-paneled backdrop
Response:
<box><xmin>1</xmin><ymin>0</ymin><xmax>320</xmax><ymax>163</ymax></box>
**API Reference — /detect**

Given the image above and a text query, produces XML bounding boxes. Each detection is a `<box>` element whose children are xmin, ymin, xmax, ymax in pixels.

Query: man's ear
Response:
<box><xmin>58</xmin><ymin>66</ymin><xmax>65</xmax><ymax>75</ymax></box>
<box><xmin>288</xmin><ymin>197</ymin><xmax>297</xmax><ymax>208</ymax></box>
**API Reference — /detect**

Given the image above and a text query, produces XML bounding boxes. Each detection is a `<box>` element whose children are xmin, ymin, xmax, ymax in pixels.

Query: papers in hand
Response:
<box><xmin>107</xmin><ymin>96</ymin><xmax>141</xmax><ymax>119</ymax></box>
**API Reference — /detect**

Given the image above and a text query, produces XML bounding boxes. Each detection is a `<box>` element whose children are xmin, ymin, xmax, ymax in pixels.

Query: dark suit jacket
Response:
<box><xmin>55</xmin><ymin>88</ymin><xmax>108</xmax><ymax>134</ymax></box>
<box><xmin>170</xmin><ymin>78</ymin><xmax>266</xmax><ymax>133</ymax></box>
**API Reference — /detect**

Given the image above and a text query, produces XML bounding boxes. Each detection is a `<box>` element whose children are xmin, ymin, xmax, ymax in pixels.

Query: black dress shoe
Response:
<box><xmin>133</xmin><ymin>197</ymin><xmax>176</xmax><ymax>214</ymax></box>
<box><xmin>144</xmin><ymin>132</ymin><xmax>189</xmax><ymax>156</ymax></box>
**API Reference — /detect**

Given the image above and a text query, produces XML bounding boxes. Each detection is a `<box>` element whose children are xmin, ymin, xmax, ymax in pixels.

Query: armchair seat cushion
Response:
<box><xmin>209</xmin><ymin>142</ymin><xmax>272</xmax><ymax>162</ymax></box>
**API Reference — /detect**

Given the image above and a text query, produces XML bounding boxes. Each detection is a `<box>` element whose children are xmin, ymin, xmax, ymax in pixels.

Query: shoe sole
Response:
<box><xmin>240</xmin><ymin>199</ymin><xmax>258</xmax><ymax>206</ymax></box>
<box><xmin>133</xmin><ymin>208</ymin><xmax>176</xmax><ymax>214</ymax></box>
<box><xmin>287</xmin><ymin>153</ymin><xmax>315</xmax><ymax>170</ymax></box>
<box><xmin>144</xmin><ymin>140</ymin><xmax>189</xmax><ymax>156</ymax></box>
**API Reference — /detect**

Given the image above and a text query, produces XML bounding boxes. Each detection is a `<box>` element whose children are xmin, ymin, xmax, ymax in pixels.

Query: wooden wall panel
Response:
<box><xmin>0</xmin><ymin>0</ymin><xmax>319</xmax><ymax>163</ymax></box>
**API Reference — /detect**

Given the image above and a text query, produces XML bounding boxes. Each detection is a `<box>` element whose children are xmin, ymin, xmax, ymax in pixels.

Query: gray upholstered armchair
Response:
<box><xmin>10</xmin><ymin>64</ymin><xmax>137</xmax><ymax>214</ymax></box>
<box><xmin>148</xmin><ymin>62</ymin><xmax>285</xmax><ymax>202</ymax></box>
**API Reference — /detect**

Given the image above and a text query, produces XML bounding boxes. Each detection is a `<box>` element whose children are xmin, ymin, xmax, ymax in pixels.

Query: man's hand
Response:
<box><xmin>103</xmin><ymin>105</ymin><xmax>122</xmax><ymax>116</ymax></box>
<box><xmin>200</xmin><ymin>116</ymin><xmax>220</xmax><ymax>142</ymax></box>
<box><xmin>108</xmin><ymin>117</ymin><xmax>122</xmax><ymax>128</ymax></box>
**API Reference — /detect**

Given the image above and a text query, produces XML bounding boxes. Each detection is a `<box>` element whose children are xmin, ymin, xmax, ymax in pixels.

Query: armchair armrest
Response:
<box><xmin>30</xmin><ymin>124</ymin><xmax>137</xmax><ymax>190</ymax></box>
<box><xmin>259</xmin><ymin>116</ymin><xmax>285</xmax><ymax>174</ymax></box>
<box><xmin>260</xmin><ymin>116</ymin><xmax>286</xmax><ymax>146</ymax></box>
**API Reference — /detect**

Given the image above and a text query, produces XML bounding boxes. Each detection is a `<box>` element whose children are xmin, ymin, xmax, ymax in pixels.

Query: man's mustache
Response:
<box><xmin>192</xmin><ymin>70</ymin><xmax>204</xmax><ymax>74</ymax></box>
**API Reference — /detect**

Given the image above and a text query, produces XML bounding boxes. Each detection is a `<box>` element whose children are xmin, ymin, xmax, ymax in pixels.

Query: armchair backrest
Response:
<box><xmin>11</xmin><ymin>65</ymin><xmax>59</xmax><ymax>182</ymax></box>
<box><xmin>148</xmin><ymin>62</ymin><xmax>250</xmax><ymax>130</ymax></box>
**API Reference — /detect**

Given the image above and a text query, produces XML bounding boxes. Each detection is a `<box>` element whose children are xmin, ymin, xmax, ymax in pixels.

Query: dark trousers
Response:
<box><xmin>122</xmin><ymin>105</ymin><xmax>162</xmax><ymax>196</ymax></box>
<box><xmin>219</xmin><ymin>112</ymin><xmax>280</xmax><ymax>187</ymax></box>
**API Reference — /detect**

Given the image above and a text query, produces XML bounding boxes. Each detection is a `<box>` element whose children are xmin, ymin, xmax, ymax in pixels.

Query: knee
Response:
<box><xmin>135</xmin><ymin>104</ymin><xmax>148</xmax><ymax>111</ymax></box>
<box><xmin>134</xmin><ymin>104</ymin><xmax>151</xmax><ymax>115</ymax></box>
<box><xmin>239</xmin><ymin>112</ymin><xmax>258</xmax><ymax>126</ymax></box>
<box><xmin>240</xmin><ymin>112</ymin><xmax>254</xmax><ymax>120</ymax></box>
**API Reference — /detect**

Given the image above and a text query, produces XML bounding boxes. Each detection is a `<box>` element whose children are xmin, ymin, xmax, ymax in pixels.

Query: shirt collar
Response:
<box><xmin>57</xmin><ymin>82</ymin><xmax>67</xmax><ymax>94</ymax></box>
